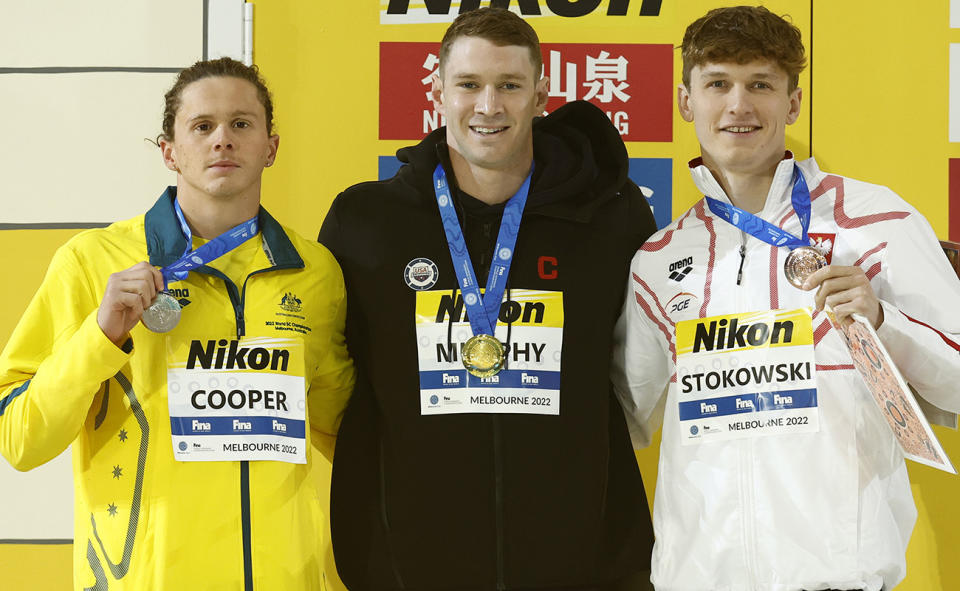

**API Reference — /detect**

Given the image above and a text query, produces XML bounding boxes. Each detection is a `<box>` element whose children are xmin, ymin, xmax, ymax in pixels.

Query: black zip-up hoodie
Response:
<box><xmin>319</xmin><ymin>101</ymin><xmax>657</xmax><ymax>591</ymax></box>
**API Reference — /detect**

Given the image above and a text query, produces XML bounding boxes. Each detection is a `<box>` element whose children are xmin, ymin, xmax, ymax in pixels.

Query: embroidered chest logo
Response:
<box><xmin>808</xmin><ymin>233</ymin><xmax>836</xmax><ymax>264</ymax></box>
<box><xmin>167</xmin><ymin>287</ymin><xmax>191</xmax><ymax>308</ymax></box>
<box><xmin>266</xmin><ymin>293</ymin><xmax>311</xmax><ymax>335</ymax></box>
<box><xmin>280</xmin><ymin>292</ymin><xmax>302</xmax><ymax>313</ymax></box>
<box><xmin>405</xmin><ymin>257</ymin><xmax>439</xmax><ymax>290</ymax></box>
<box><xmin>669</xmin><ymin>256</ymin><xmax>694</xmax><ymax>282</ymax></box>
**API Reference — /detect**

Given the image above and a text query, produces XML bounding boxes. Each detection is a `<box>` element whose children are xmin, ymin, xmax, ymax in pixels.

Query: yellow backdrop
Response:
<box><xmin>2</xmin><ymin>1</ymin><xmax>958</xmax><ymax>589</ymax></box>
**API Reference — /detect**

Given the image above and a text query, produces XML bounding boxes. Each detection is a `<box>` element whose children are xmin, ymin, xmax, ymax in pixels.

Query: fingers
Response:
<box><xmin>98</xmin><ymin>262</ymin><xmax>165</xmax><ymax>345</ymax></box>
<box><xmin>113</xmin><ymin>278</ymin><xmax>156</xmax><ymax>310</ymax></box>
<box><xmin>805</xmin><ymin>264</ymin><xmax>882</xmax><ymax>328</ymax></box>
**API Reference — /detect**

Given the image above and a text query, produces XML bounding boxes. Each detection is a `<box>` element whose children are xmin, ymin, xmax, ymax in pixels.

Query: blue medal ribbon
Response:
<box><xmin>162</xmin><ymin>199</ymin><xmax>260</xmax><ymax>288</ymax></box>
<box><xmin>433</xmin><ymin>164</ymin><xmax>532</xmax><ymax>337</ymax></box>
<box><xmin>705</xmin><ymin>164</ymin><xmax>813</xmax><ymax>249</ymax></box>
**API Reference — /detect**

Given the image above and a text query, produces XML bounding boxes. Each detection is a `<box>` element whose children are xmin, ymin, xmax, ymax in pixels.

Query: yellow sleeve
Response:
<box><xmin>0</xmin><ymin>243</ymin><xmax>132</xmax><ymax>471</ymax></box>
<box><xmin>307</xmin><ymin>256</ymin><xmax>356</xmax><ymax>464</ymax></box>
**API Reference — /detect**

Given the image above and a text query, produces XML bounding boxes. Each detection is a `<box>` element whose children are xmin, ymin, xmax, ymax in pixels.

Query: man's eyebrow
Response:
<box><xmin>449</xmin><ymin>72</ymin><xmax>526</xmax><ymax>80</ymax></box>
<box><xmin>186</xmin><ymin>110</ymin><xmax>258</xmax><ymax>121</ymax></box>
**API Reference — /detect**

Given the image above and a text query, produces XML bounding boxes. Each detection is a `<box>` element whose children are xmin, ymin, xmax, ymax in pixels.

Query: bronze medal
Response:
<box><xmin>462</xmin><ymin>334</ymin><xmax>505</xmax><ymax>378</ymax></box>
<box><xmin>784</xmin><ymin>246</ymin><xmax>828</xmax><ymax>289</ymax></box>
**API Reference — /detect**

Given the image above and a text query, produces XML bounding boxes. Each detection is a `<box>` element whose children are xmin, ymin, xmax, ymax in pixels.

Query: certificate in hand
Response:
<box><xmin>828</xmin><ymin>311</ymin><xmax>956</xmax><ymax>474</ymax></box>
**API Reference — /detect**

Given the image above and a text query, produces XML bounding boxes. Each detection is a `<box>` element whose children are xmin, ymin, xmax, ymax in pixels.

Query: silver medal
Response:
<box><xmin>784</xmin><ymin>246</ymin><xmax>828</xmax><ymax>289</ymax></box>
<box><xmin>141</xmin><ymin>291</ymin><xmax>182</xmax><ymax>333</ymax></box>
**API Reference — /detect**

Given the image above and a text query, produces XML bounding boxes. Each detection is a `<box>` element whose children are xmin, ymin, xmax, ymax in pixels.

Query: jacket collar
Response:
<box><xmin>144</xmin><ymin>186</ymin><xmax>303</xmax><ymax>270</ymax></box>
<box><xmin>688</xmin><ymin>151</ymin><xmax>799</xmax><ymax>216</ymax></box>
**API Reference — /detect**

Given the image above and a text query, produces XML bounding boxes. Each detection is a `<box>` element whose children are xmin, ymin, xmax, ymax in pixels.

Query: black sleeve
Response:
<box><xmin>621</xmin><ymin>178</ymin><xmax>658</xmax><ymax>250</ymax></box>
<box><xmin>318</xmin><ymin>192</ymin><xmax>346</xmax><ymax>258</ymax></box>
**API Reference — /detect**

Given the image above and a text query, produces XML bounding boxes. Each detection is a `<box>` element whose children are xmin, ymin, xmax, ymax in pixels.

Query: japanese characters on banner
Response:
<box><xmin>379</xmin><ymin>42</ymin><xmax>671</xmax><ymax>142</ymax></box>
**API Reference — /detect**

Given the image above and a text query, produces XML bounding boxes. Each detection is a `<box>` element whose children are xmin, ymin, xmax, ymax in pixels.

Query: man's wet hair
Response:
<box><xmin>439</xmin><ymin>7</ymin><xmax>542</xmax><ymax>78</ymax></box>
<box><xmin>158</xmin><ymin>57</ymin><xmax>274</xmax><ymax>142</ymax></box>
<box><xmin>681</xmin><ymin>5</ymin><xmax>806</xmax><ymax>92</ymax></box>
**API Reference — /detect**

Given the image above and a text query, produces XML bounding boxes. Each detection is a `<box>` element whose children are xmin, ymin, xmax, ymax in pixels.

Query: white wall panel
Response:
<box><xmin>1</xmin><ymin>72</ymin><xmax>178</xmax><ymax>224</ymax></box>
<box><xmin>0</xmin><ymin>448</ymin><xmax>72</xmax><ymax>540</ymax></box>
<box><xmin>0</xmin><ymin>0</ymin><xmax>202</xmax><ymax>68</ymax></box>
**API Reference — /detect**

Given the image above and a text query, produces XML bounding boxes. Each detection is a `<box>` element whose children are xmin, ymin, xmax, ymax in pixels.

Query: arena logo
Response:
<box><xmin>379</xmin><ymin>42</ymin><xmax>672</xmax><ymax>143</ymax></box>
<box><xmin>382</xmin><ymin>0</ymin><xmax>663</xmax><ymax>21</ymax></box>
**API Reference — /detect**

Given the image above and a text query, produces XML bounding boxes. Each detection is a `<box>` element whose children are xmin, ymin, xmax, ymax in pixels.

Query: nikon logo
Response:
<box><xmin>186</xmin><ymin>339</ymin><xmax>290</xmax><ymax>372</ymax></box>
<box><xmin>385</xmin><ymin>0</ymin><xmax>663</xmax><ymax>17</ymax></box>
<box><xmin>692</xmin><ymin>318</ymin><xmax>794</xmax><ymax>353</ymax></box>
<box><xmin>436</xmin><ymin>294</ymin><xmax>544</xmax><ymax>324</ymax></box>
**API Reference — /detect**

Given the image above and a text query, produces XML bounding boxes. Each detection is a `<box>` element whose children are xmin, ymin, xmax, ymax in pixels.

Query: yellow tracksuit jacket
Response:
<box><xmin>0</xmin><ymin>188</ymin><xmax>354</xmax><ymax>590</ymax></box>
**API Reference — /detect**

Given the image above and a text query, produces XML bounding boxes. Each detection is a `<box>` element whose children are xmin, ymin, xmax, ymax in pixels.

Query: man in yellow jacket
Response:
<box><xmin>0</xmin><ymin>57</ymin><xmax>354</xmax><ymax>590</ymax></box>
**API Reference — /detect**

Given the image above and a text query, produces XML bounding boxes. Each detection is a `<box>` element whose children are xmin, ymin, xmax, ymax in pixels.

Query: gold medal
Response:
<box><xmin>462</xmin><ymin>334</ymin><xmax>505</xmax><ymax>377</ymax></box>
<box><xmin>784</xmin><ymin>246</ymin><xmax>828</xmax><ymax>289</ymax></box>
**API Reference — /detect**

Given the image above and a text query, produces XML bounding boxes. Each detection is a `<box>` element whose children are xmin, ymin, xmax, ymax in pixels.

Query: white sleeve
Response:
<box><xmin>611</xmin><ymin>259</ymin><xmax>672</xmax><ymax>449</ymax></box>
<box><xmin>873</xmin><ymin>196</ymin><xmax>960</xmax><ymax>416</ymax></box>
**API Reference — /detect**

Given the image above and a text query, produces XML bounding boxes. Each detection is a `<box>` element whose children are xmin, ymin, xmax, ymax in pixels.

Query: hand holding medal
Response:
<box><xmin>97</xmin><ymin>199</ymin><xmax>260</xmax><ymax>343</ymax></box>
<box><xmin>97</xmin><ymin>262</ymin><xmax>166</xmax><ymax>346</ymax></box>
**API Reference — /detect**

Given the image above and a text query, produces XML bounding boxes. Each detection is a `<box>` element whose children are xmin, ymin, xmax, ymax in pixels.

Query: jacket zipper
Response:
<box><xmin>731</xmin><ymin>231</ymin><xmax>758</xmax><ymax>589</ymax></box>
<box><xmin>209</xmin><ymin>270</ymin><xmax>254</xmax><ymax>591</ymax></box>
<box><xmin>195</xmin><ymin>257</ymin><xmax>301</xmax><ymax>591</ymax></box>
<box><xmin>736</xmin><ymin>232</ymin><xmax>747</xmax><ymax>286</ymax></box>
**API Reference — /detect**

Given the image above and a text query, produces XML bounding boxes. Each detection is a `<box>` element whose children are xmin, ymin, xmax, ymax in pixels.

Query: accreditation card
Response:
<box><xmin>675</xmin><ymin>308</ymin><xmax>820</xmax><ymax>445</ymax></box>
<box><xmin>415</xmin><ymin>289</ymin><xmax>563</xmax><ymax>415</ymax></box>
<box><xmin>166</xmin><ymin>336</ymin><xmax>307</xmax><ymax>463</ymax></box>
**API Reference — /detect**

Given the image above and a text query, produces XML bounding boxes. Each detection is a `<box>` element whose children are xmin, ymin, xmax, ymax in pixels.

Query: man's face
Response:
<box><xmin>678</xmin><ymin>59</ymin><xmax>801</xmax><ymax>178</ymax></box>
<box><xmin>160</xmin><ymin>76</ymin><xmax>279</xmax><ymax>202</ymax></box>
<box><xmin>432</xmin><ymin>36</ymin><xmax>548</xmax><ymax>174</ymax></box>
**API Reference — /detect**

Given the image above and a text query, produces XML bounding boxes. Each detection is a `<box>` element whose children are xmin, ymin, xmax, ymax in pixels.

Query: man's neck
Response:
<box><xmin>175</xmin><ymin>185</ymin><xmax>261</xmax><ymax>239</ymax></box>
<box><xmin>447</xmin><ymin>149</ymin><xmax>533</xmax><ymax>206</ymax></box>
<box><xmin>710</xmin><ymin>170</ymin><xmax>772</xmax><ymax>214</ymax></box>
<box><xmin>703</xmin><ymin>156</ymin><xmax>784</xmax><ymax>215</ymax></box>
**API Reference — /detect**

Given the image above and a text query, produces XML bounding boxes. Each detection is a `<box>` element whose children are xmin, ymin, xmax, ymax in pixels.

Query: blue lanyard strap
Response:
<box><xmin>705</xmin><ymin>164</ymin><xmax>812</xmax><ymax>249</ymax></box>
<box><xmin>433</xmin><ymin>164</ymin><xmax>532</xmax><ymax>336</ymax></box>
<box><xmin>162</xmin><ymin>199</ymin><xmax>260</xmax><ymax>288</ymax></box>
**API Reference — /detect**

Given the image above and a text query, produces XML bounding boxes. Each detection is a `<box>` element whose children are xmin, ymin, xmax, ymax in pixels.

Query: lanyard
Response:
<box><xmin>433</xmin><ymin>164</ymin><xmax>532</xmax><ymax>337</ymax></box>
<box><xmin>705</xmin><ymin>164</ymin><xmax>812</xmax><ymax>249</ymax></box>
<box><xmin>161</xmin><ymin>199</ymin><xmax>260</xmax><ymax>288</ymax></box>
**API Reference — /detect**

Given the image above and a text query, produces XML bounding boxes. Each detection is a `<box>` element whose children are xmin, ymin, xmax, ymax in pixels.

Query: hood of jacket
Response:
<box><xmin>393</xmin><ymin>100</ymin><xmax>630</xmax><ymax>223</ymax></box>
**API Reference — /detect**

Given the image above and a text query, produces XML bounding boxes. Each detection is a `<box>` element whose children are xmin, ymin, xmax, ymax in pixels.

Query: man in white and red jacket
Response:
<box><xmin>613</xmin><ymin>6</ymin><xmax>960</xmax><ymax>591</ymax></box>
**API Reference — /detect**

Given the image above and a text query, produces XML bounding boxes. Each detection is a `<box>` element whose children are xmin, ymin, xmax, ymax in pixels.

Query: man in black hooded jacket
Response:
<box><xmin>319</xmin><ymin>8</ymin><xmax>657</xmax><ymax>591</ymax></box>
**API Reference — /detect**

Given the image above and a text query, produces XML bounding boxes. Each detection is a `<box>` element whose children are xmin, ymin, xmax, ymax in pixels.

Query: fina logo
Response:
<box><xmin>690</xmin><ymin>425</ymin><xmax>699</xmax><ymax>435</ymax></box>
<box><xmin>438</xmin><ymin>194</ymin><xmax>449</xmax><ymax>207</ymax></box>
<box><xmin>498</xmin><ymin>247</ymin><xmax>511</xmax><ymax>260</ymax></box>
<box><xmin>178</xmin><ymin>441</ymin><xmax>188</xmax><ymax>451</ymax></box>
<box><xmin>429</xmin><ymin>394</ymin><xmax>439</xmax><ymax>405</ymax></box>
<box><xmin>191</xmin><ymin>255</ymin><xmax>204</xmax><ymax>265</ymax></box>
<box><xmin>404</xmin><ymin>257</ymin><xmax>439</xmax><ymax>291</ymax></box>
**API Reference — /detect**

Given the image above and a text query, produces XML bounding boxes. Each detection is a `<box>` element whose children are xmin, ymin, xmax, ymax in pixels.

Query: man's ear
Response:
<box><xmin>534</xmin><ymin>76</ymin><xmax>550</xmax><ymax>113</ymax></box>
<box><xmin>431</xmin><ymin>73</ymin><xmax>445</xmax><ymax>116</ymax></box>
<box><xmin>677</xmin><ymin>84</ymin><xmax>694</xmax><ymax>123</ymax></box>
<box><xmin>159</xmin><ymin>137</ymin><xmax>179</xmax><ymax>173</ymax></box>
<box><xmin>264</xmin><ymin>134</ymin><xmax>280</xmax><ymax>167</ymax></box>
<box><xmin>786</xmin><ymin>87</ymin><xmax>802</xmax><ymax>125</ymax></box>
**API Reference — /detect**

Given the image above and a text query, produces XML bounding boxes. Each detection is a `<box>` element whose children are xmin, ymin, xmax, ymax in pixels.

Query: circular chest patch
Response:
<box><xmin>404</xmin><ymin>257</ymin><xmax>439</xmax><ymax>290</ymax></box>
